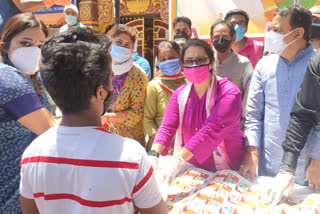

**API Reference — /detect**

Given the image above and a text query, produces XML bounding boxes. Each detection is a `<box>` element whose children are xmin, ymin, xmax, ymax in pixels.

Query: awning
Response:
<box><xmin>34</xmin><ymin>13</ymin><xmax>65</xmax><ymax>26</ymax></box>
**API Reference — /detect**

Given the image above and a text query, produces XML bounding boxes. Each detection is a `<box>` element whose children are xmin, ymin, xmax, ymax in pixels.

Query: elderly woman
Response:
<box><xmin>143</xmin><ymin>41</ymin><xmax>187</xmax><ymax>151</ymax></box>
<box><xmin>0</xmin><ymin>13</ymin><xmax>55</xmax><ymax>212</ymax></box>
<box><xmin>102</xmin><ymin>24</ymin><xmax>147</xmax><ymax>146</ymax></box>
<box><xmin>148</xmin><ymin>39</ymin><xmax>245</xmax><ymax>183</ymax></box>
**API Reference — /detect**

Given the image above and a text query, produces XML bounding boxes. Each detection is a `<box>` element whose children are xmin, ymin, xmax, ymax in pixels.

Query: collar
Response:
<box><xmin>133</xmin><ymin>53</ymin><xmax>139</xmax><ymax>61</ymax></box>
<box><xmin>215</xmin><ymin>50</ymin><xmax>235</xmax><ymax>65</ymax></box>
<box><xmin>238</xmin><ymin>37</ymin><xmax>253</xmax><ymax>52</ymax></box>
<box><xmin>280</xmin><ymin>43</ymin><xmax>314</xmax><ymax>65</ymax></box>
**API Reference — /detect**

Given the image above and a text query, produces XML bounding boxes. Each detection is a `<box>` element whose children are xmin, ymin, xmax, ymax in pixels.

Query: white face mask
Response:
<box><xmin>112</xmin><ymin>57</ymin><xmax>134</xmax><ymax>75</ymax></box>
<box><xmin>10</xmin><ymin>46</ymin><xmax>41</xmax><ymax>75</ymax></box>
<box><xmin>264</xmin><ymin>30</ymin><xmax>297</xmax><ymax>55</ymax></box>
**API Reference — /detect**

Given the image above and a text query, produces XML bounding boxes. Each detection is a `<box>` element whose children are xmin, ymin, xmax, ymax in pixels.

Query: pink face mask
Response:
<box><xmin>183</xmin><ymin>64</ymin><xmax>211</xmax><ymax>84</ymax></box>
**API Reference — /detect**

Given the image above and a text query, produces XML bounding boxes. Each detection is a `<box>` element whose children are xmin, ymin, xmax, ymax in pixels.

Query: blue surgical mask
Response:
<box><xmin>65</xmin><ymin>15</ymin><xmax>78</xmax><ymax>26</ymax></box>
<box><xmin>159</xmin><ymin>59</ymin><xmax>181</xmax><ymax>76</ymax></box>
<box><xmin>110</xmin><ymin>45</ymin><xmax>132</xmax><ymax>64</ymax></box>
<box><xmin>234</xmin><ymin>24</ymin><xmax>245</xmax><ymax>42</ymax></box>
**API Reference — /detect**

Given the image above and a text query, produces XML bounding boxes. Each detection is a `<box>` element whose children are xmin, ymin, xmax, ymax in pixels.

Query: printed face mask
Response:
<box><xmin>110</xmin><ymin>45</ymin><xmax>132</xmax><ymax>64</ymax></box>
<box><xmin>10</xmin><ymin>46</ymin><xmax>41</xmax><ymax>75</ymax></box>
<box><xmin>264</xmin><ymin>30</ymin><xmax>297</xmax><ymax>55</ymax></box>
<box><xmin>65</xmin><ymin>14</ymin><xmax>78</xmax><ymax>26</ymax></box>
<box><xmin>159</xmin><ymin>59</ymin><xmax>181</xmax><ymax>76</ymax></box>
<box><xmin>212</xmin><ymin>38</ymin><xmax>232</xmax><ymax>53</ymax></box>
<box><xmin>234</xmin><ymin>24</ymin><xmax>245</xmax><ymax>42</ymax></box>
<box><xmin>183</xmin><ymin>64</ymin><xmax>211</xmax><ymax>84</ymax></box>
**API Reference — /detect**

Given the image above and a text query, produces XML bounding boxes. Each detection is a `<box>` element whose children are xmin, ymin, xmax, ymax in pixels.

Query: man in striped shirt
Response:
<box><xmin>19</xmin><ymin>27</ymin><xmax>167</xmax><ymax>214</ymax></box>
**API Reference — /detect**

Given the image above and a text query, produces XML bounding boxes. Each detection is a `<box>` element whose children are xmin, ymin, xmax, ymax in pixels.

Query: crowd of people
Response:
<box><xmin>0</xmin><ymin>1</ymin><xmax>320</xmax><ymax>213</ymax></box>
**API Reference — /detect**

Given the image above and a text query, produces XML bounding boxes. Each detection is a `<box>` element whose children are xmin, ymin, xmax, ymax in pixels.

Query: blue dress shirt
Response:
<box><xmin>245</xmin><ymin>44</ymin><xmax>320</xmax><ymax>185</ymax></box>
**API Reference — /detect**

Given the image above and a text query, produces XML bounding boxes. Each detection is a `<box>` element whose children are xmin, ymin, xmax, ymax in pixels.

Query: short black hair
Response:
<box><xmin>180</xmin><ymin>38</ymin><xmax>214</xmax><ymax>65</ymax></box>
<box><xmin>173</xmin><ymin>16</ymin><xmax>192</xmax><ymax>30</ymax></box>
<box><xmin>224</xmin><ymin>9</ymin><xmax>249</xmax><ymax>26</ymax></box>
<box><xmin>277</xmin><ymin>4</ymin><xmax>312</xmax><ymax>41</ymax></box>
<box><xmin>210</xmin><ymin>19</ymin><xmax>236</xmax><ymax>39</ymax></box>
<box><xmin>40</xmin><ymin>28</ymin><xmax>112</xmax><ymax>114</ymax></box>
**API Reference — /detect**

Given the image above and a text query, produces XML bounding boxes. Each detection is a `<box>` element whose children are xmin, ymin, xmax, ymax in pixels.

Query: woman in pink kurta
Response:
<box><xmin>148</xmin><ymin>39</ymin><xmax>245</xmax><ymax>180</ymax></box>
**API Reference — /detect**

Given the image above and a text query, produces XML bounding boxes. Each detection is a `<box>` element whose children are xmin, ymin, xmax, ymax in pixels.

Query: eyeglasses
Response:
<box><xmin>183</xmin><ymin>57</ymin><xmax>209</xmax><ymax>67</ymax></box>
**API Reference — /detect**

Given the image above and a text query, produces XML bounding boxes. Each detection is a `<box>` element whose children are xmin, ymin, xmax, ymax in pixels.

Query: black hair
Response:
<box><xmin>40</xmin><ymin>27</ymin><xmax>112</xmax><ymax>114</ymax></box>
<box><xmin>173</xmin><ymin>16</ymin><xmax>192</xmax><ymax>30</ymax></box>
<box><xmin>277</xmin><ymin>4</ymin><xmax>312</xmax><ymax>41</ymax></box>
<box><xmin>210</xmin><ymin>19</ymin><xmax>236</xmax><ymax>39</ymax></box>
<box><xmin>157</xmin><ymin>40</ymin><xmax>180</xmax><ymax>58</ymax></box>
<box><xmin>224</xmin><ymin>9</ymin><xmax>249</xmax><ymax>26</ymax></box>
<box><xmin>180</xmin><ymin>38</ymin><xmax>214</xmax><ymax>64</ymax></box>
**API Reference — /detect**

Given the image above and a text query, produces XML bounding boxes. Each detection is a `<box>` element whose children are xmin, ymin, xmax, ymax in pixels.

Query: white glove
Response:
<box><xmin>264</xmin><ymin>170</ymin><xmax>295</xmax><ymax>205</ymax></box>
<box><xmin>147</xmin><ymin>155</ymin><xmax>159</xmax><ymax>171</ymax></box>
<box><xmin>159</xmin><ymin>154</ymin><xmax>185</xmax><ymax>185</ymax></box>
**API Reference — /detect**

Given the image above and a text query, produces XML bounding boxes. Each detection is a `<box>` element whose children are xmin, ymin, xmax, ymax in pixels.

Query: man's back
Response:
<box><xmin>20</xmin><ymin>126</ymin><xmax>162</xmax><ymax>214</ymax></box>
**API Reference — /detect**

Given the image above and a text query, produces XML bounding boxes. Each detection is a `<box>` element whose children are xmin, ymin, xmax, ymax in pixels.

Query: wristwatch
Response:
<box><xmin>148</xmin><ymin>150</ymin><xmax>160</xmax><ymax>158</ymax></box>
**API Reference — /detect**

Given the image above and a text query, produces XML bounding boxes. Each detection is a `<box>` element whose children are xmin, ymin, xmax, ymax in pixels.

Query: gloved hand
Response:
<box><xmin>43</xmin><ymin>0</ymin><xmax>71</xmax><ymax>9</ymax></box>
<box><xmin>264</xmin><ymin>170</ymin><xmax>295</xmax><ymax>205</ymax></box>
<box><xmin>159</xmin><ymin>154</ymin><xmax>185</xmax><ymax>185</ymax></box>
<box><xmin>147</xmin><ymin>155</ymin><xmax>159</xmax><ymax>171</ymax></box>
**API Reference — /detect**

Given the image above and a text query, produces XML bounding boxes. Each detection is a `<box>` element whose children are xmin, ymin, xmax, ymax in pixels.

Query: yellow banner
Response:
<box><xmin>171</xmin><ymin>0</ymin><xmax>320</xmax><ymax>40</ymax></box>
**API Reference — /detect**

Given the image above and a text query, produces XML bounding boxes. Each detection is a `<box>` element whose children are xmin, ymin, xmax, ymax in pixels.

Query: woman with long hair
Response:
<box><xmin>0</xmin><ymin>13</ymin><xmax>55</xmax><ymax>212</ymax></box>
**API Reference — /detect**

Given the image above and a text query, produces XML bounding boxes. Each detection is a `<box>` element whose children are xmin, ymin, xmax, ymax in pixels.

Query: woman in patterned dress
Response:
<box><xmin>0</xmin><ymin>13</ymin><xmax>55</xmax><ymax>213</ymax></box>
<box><xmin>102</xmin><ymin>24</ymin><xmax>147</xmax><ymax>146</ymax></box>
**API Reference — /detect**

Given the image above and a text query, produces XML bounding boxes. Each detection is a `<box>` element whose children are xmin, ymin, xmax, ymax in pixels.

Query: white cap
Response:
<box><xmin>311</xmin><ymin>6</ymin><xmax>320</xmax><ymax>18</ymax></box>
<box><xmin>64</xmin><ymin>4</ymin><xmax>79</xmax><ymax>14</ymax></box>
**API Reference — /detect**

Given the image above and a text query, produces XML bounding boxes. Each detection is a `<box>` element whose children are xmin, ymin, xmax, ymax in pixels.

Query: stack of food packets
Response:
<box><xmin>165</xmin><ymin>168</ymin><xmax>320</xmax><ymax>214</ymax></box>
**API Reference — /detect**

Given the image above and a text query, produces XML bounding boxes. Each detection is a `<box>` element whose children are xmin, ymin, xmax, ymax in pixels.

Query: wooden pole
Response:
<box><xmin>114</xmin><ymin>0</ymin><xmax>120</xmax><ymax>24</ymax></box>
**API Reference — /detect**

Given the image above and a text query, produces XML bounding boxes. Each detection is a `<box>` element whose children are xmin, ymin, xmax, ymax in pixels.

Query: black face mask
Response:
<box><xmin>212</xmin><ymin>38</ymin><xmax>232</xmax><ymax>53</ymax></box>
<box><xmin>174</xmin><ymin>31</ymin><xmax>189</xmax><ymax>40</ymax></box>
<box><xmin>311</xmin><ymin>24</ymin><xmax>320</xmax><ymax>39</ymax></box>
<box><xmin>101</xmin><ymin>89</ymin><xmax>114</xmax><ymax>116</ymax></box>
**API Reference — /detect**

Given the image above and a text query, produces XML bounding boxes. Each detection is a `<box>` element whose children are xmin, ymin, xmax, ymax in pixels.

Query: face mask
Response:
<box><xmin>264</xmin><ymin>30</ymin><xmax>297</xmax><ymax>55</ymax></box>
<box><xmin>159</xmin><ymin>59</ymin><xmax>181</xmax><ymax>76</ymax></box>
<box><xmin>183</xmin><ymin>64</ymin><xmax>211</xmax><ymax>84</ymax></box>
<box><xmin>110</xmin><ymin>45</ymin><xmax>132</xmax><ymax>64</ymax></box>
<box><xmin>311</xmin><ymin>23</ymin><xmax>320</xmax><ymax>39</ymax></box>
<box><xmin>174</xmin><ymin>31</ymin><xmax>189</xmax><ymax>40</ymax></box>
<box><xmin>101</xmin><ymin>89</ymin><xmax>114</xmax><ymax>116</ymax></box>
<box><xmin>65</xmin><ymin>15</ymin><xmax>78</xmax><ymax>26</ymax></box>
<box><xmin>112</xmin><ymin>57</ymin><xmax>134</xmax><ymax>75</ymax></box>
<box><xmin>234</xmin><ymin>24</ymin><xmax>245</xmax><ymax>42</ymax></box>
<box><xmin>10</xmin><ymin>46</ymin><xmax>41</xmax><ymax>75</ymax></box>
<box><xmin>212</xmin><ymin>38</ymin><xmax>232</xmax><ymax>53</ymax></box>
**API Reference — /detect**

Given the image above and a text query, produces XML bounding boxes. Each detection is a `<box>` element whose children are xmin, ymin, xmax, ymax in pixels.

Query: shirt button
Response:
<box><xmin>221</xmin><ymin>125</ymin><xmax>225</xmax><ymax>128</ymax></box>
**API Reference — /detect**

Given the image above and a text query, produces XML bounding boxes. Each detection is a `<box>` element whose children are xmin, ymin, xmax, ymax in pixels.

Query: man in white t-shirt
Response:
<box><xmin>19</xmin><ymin>27</ymin><xmax>167</xmax><ymax>214</ymax></box>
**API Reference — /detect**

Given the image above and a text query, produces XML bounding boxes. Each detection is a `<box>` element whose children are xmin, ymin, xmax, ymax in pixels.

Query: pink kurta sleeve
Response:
<box><xmin>183</xmin><ymin>81</ymin><xmax>243</xmax><ymax>164</ymax></box>
<box><xmin>153</xmin><ymin>85</ymin><xmax>186</xmax><ymax>155</ymax></box>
